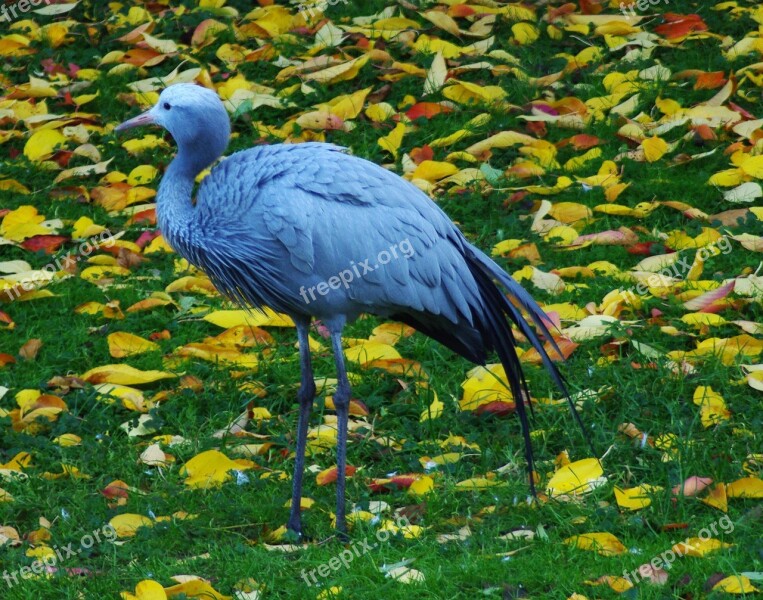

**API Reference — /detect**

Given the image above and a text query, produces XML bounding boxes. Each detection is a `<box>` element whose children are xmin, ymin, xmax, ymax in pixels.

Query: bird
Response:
<box><xmin>116</xmin><ymin>83</ymin><xmax>585</xmax><ymax>537</ymax></box>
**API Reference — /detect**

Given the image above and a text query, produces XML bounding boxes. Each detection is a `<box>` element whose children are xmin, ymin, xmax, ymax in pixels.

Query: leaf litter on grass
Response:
<box><xmin>0</xmin><ymin>0</ymin><xmax>761</xmax><ymax>597</ymax></box>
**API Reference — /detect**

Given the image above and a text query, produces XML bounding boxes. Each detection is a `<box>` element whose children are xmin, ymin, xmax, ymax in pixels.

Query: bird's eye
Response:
<box><xmin>163</xmin><ymin>102</ymin><xmax>171</xmax><ymax>110</ymax></box>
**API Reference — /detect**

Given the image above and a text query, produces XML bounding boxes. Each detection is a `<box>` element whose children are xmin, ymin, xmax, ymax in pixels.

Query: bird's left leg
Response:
<box><xmin>329</xmin><ymin>326</ymin><xmax>351</xmax><ymax>537</ymax></box>
<box><xmin>287</xmin><ymin>317</ymin><xmax>316</xmax><ymax>537</ymax></box>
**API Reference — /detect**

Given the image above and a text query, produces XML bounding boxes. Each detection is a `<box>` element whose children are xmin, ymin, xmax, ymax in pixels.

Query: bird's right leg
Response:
<box><xmin>287</xmin><ymin>317</ymin><xmax>316</xmax><ymax>537</ymax></box>
<box><xmin>328</xmin><ymin>327</ymin><xmax>351</xmax><ymax>538</ymax></box>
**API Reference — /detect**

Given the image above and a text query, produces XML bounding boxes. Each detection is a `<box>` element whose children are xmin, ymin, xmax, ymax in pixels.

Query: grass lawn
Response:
<box><xmin>0</xmin><ymin>0</ymin><xmax>762</xmax><ymax>598</ymax></box>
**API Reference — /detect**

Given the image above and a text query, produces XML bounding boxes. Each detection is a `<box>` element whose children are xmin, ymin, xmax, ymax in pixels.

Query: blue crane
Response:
<box><xmin>117</xmin><ymin>83</ymin><xmax>584</xmax><ymax>537</ymax></box>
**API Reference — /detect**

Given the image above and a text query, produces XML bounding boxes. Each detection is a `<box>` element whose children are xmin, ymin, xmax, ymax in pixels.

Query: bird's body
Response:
<box><xmin>165</xmin><ymin>142</ymin><xmax>499</xmax><ymax>355</ymax></box>
<box><xmin>117</xmin><ymin>84</ymin><xmax>581</xmax><ymax>536</ymax></box>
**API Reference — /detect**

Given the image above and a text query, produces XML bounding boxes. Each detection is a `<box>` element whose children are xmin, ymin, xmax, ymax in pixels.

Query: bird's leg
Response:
<box><xmin>329</xmin><ymin>329</ymin><xmax>351</xmax><ymax>538</ymax></box>
<box><xmin>287</xmin><ymin>318</ymin><xmax>316</xmax><ymax>537</ymax></box>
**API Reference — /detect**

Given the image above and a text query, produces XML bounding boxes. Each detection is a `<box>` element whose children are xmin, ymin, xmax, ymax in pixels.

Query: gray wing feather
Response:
<box><xmin>192</xmin><ymin>143</ymin><xmax>482</xmax><ymax>325</ymax></box>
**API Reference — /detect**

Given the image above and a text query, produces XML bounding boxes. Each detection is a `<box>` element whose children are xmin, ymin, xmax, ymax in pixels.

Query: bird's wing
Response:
<box><xmin>196</xmin><ymin>143</ymin><xmax>484</xmax><ymax>325</ymax></box>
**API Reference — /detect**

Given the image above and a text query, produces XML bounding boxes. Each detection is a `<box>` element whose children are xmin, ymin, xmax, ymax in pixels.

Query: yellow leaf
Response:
<box><xmin>319</xmin><ymin>87</ymin><xmax>373</xmax><ymax>120</ymax></box>
<box><xmin>420</xmin><ymin>397</ymin><xmax>443</xmax><ymax>422</ymax></box>
<box><xmin>95</xmin><ymin>382</ymin><xmax>148</xmax><ymax>411</ymax></box>
<box><xmin>378</xmin><ymin>122</ymin><xmax>406</xmax><ymax>158</ymax></box>
<box><xmin>409</xmin><ymin>475</ymin><xmax>435</xmax><ymax>496</ymax></box>
<box><xmin>459</xmin><ymin>363</ymin><xmax>513</xmax><ymax>411</ymax></box>
<box><xmin>740</xmin><ymin>155</ymin><xmax>763</xmax><ymax>178</ymax></box>
<box><xmin>164</xmin><ymin>580</ymin><xmax>232</xmax><ymax>599</ymax></box>
<box><xmin>385</xmin><ymin>566</ymin><xmax>425</xmax><ymax>584</ymax></box>
<box><xmin>108</xmin><ymin>332</ymin><xmax>159</xmax><ymax>358</ymax></box>
<box><xmin>466</xmin><ymin>131</ymin><xmax>535</xmax><ymax>156</ymax></box>
<box><xmin>512</xmin><ymin>22</ymin><xmax>539</xmax><ymax>45</ymax></box>
<box><xmin>80</xmin><ymin>265</ymin><xmax>132</xmax><ymax>282</ymax></box>
<box><xmin>109</xmin><ymin>514</ymin><xmax>154</xmax><ymax>538</ymax></box>
<box><xmin>345</xmin><ymin>341</ymin><xmax>401</xmax><ymax>365</ymax></box>
<box><xmin>180</xmin><ymin>449</ymin><xmax>253</xmax><ymax>489</ymax></box>
<box><xmin>72</xmin><ymin>216</ymin><xmax>106</xmax><ymax>240</ymax></box>
<box><xmin>701</xmin><ymin>483</ymin><xmax>728</xmax><ymax>512</ymax></box>
<box><xmin>128</xmin><ymin>165</ymin><xmax>159</xmax><ymax>185</ymax></box>
<box><xmin>641</xmin><ymin>136</ymin><xmax>669</xmax><ymax>162</ymax></box>
<box><xmin>682</xmin><ymin>313</ymin><xmax>727</xmax><ymax>327</ymax></box>
<box><xmin>122</xmin><ymin>580</ymin><xmax>167</xmax><ymax>600</ymax></box>
<box><xmin>53</xmin><ymin>433</ymin><xmax>82</xmax><ymax>447</ymax></box>
<box><xmin>365</xmin><ymin>102</ymin><xmax>396</xmax><ymax>123</ymax></box>
<box><xmin>546</xmin><ymin>458</ymin><xmax>605</xmax><ymax>497</ymax></box>
<box><xmin>712</xmin><ymin>576</ymin><xmax>759</xmax><ymax>594</ymax></box>
<box><xmin>0</xmin><ymin>206</ymin><xmax>50</xmax><ymax>242</ymax></box>
<box><xmin>303</xmin><ymin>54</ymin><xmax>370</xmax><ymax>84</ymax></box>
<box><xmin>443</xmin><ymin>80</ymin><xmax>507</xmax><ymax>105</ymax></box>
<box><xmin>455</xmin><ymin>477</ymin><xmax>505</xmax><ymax>490</ymax></box>
<box><xmin>564</xmin><ymin>532</ymin><xmax>627</xmax><ymax>556</ymax></box>
<box><xmin>122</xmin><ymin>135</ymin><xmax>169</xmax><ymax>154</ymax></box>
<box><xmin>708</xmin><ymin>168</ymin><xmax>745</xmax><ymax>187</ymax></box>
<box><xmin>692</xmin><ymin>386</ymin><xmax>731</xmax><ymax>427</ymax></box>
<box><xmin>204</xmin><ymin>309</ymin><xmax>294</xmax><ymax>328</ymax></box>
<box><xmin>410</xmin><ymin>160</ymin><xmax>459</xmax><ymax>182</ymax></box>
<box><xmin>614</xmin><ymin>484</ymin><xmax>661</xmax><ymax>510</ymax></box>
<box><xmin>80</xmin><ymin>364</ymin><xmax>177</xmax><ymax>385</ymax></box>
<box><xmin>23</xmin><ymin>128</ymin><xmax>66</xmax><ymax>162</ymax></box>
<box><xmin>672</xmin><ymin>537</ymin><xmax>732</xmax><ymax>557</ymax></box>
<box><xmin>726</xmin><ymin>476</ymin><xmax>763</xmax><ymax>498</ymax></box>
<box><xmin>413</xmin><ymin>33</ymin><xmax>467</xmax><ymax>59</ymax></box>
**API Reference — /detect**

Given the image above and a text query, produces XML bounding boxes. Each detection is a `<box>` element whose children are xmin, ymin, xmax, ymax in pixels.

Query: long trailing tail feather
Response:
<box><xmin>465</xmin><ymin>245</ymin><xmax>592</xmax><ymax>491</ymax></box>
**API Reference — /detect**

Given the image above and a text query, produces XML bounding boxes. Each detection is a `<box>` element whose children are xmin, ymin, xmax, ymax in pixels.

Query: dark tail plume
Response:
<box><xmin>465</xmin><ymin>245</ymin><xmax>590</xmax><ymax>493</ymax></box>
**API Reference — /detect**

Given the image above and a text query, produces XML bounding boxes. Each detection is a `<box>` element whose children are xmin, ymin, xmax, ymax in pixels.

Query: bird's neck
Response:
<box><xmin>156</xmin><ymin>148</ymin><xmax>205</xmax><ymax>253</ymax></box>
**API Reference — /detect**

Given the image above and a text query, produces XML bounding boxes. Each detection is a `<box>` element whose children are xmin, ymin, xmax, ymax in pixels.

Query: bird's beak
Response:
<box><xmin>115</xmin><ymin>109</ymin><xmax>155</xmax><ymax>132</ymax></box>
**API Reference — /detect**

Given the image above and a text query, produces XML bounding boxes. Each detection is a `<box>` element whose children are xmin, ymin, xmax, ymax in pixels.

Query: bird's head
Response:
<box><xmin>116</xmin><ymin>84</ymin><xmax>230</xmax><ymax>168</ymax></box>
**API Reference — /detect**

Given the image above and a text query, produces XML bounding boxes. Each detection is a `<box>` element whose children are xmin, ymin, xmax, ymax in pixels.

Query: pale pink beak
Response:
<box><xmin>115</xmin><ymin>110</ymin><xmax>155</xmax><ymax>132</ymax></box>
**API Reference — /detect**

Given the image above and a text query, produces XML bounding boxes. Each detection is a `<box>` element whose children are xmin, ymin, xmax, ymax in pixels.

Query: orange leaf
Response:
<box><xmin>694</xmin><ymin>71</ymin><xmax>727</xmax><ymax>90</ymax></box>
<box><xmin>316</xmin><ymin>465</ymin><xmax>356</xmax><ymax>486</ymax></box>
<box><xmin>654</xmin><ymin>13</ymin><xmax>708</xmax><ymax>39</ymax></box>
<box><xmin>406</xmin><ymin>102</ymin><xmax>453</xmax><ymax>120</ymax></box>
<box><xmin>672</xmin><ymin>476</ymin><xmax>712</xmax><ymax>497</ymax></box>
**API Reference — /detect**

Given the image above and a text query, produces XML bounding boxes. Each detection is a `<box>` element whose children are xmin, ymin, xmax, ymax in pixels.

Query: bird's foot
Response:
<box><xmin>335</xmin><ymin>518</ymin><xmax>349</xmax><ymax>543</ymax></box>
<box><xmin>286</xmin><ymin>518</ymin><xmax>307</xmax><ymax>542</ymax></box>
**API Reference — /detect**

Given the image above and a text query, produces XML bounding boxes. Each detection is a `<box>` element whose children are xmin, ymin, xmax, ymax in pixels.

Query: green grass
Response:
<box><xmin>1</xmin><ymin>0</ymin><xmax>762</xmax><ymax>598</ymax></box>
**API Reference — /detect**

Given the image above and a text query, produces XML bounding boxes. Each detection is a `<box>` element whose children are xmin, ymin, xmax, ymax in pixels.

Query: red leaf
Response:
<box><xmin>627</xmin><ymin>242</ymin><xmax>670</xmax><ymax>256</ymax></box>
<box><xmin>20</xmin><ymin>235</ymin><xmax>69</xmax><ymax>254</ymax></box>
<box><xmin>525</xmin><ymin>120</ymin><xmax>547</xmax><ymax>137</ymax></box>
<box><xmin>409</xmin><ymin>145</ymin><xmax>434</xmax><ymax>165</ymax></box>
<box><xmin>728</xmin><ymin>102</ymin><xmax>756</xmax><ymax>120</ymax></box>
<box><xmin>568</xmin><ymin>134</ymin><xmax>602</xmax><ymax>150</ymax></box>
<box><xmin>683</xmin><ymin>280</ymin><xmax>735</xmax><ymax>312</ymax></box>
<box><xmin>101</xmin><ymin>480</ymin><xmax>129</xmax><ymax>499</ymax></box>
<box><xmin>579</xmin><ymin>0</ymin><xmax>605</xmax><ymax>14</ymax></box>
<box><xmin>694</xmin><ymin>72</ymin><xmax>726</xmax><ymax>90</ymax></box>
<box><xmin>448</xmin><ymin>4</ymin><xmax>476</xmax><ymax>17</ymax></box>
<box><xmin>693</xmin><ymin>124</ymin><xmax>717</xmax><ymax>141</ymax></box>
<box><xmin>135</xmin><ymin>230</ymin><xmax>161</xmax><ymax>248</ymax></box>
<box><xmin>368</xmin><ymin>474</ymin><xmax>419</xmax><ymax>493</ymax></box>
<box><xmin>654</xmin><ymin>14</ymin><xmax>708</xmax><ymax>39</ymax></box>
<box><xmin>475</xmin><ymin>401</ymin><xmax>516</xmax><ymax>417</ymax></box>
<box><xmin>316</xmin><ymin>465</ymin><xmax>356</xmax><ymax>486</ymax></box>
<box><xmin>406</xmin><ymin>102</ymin><xmax>453</xmax><ymax>120</ymax></box>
